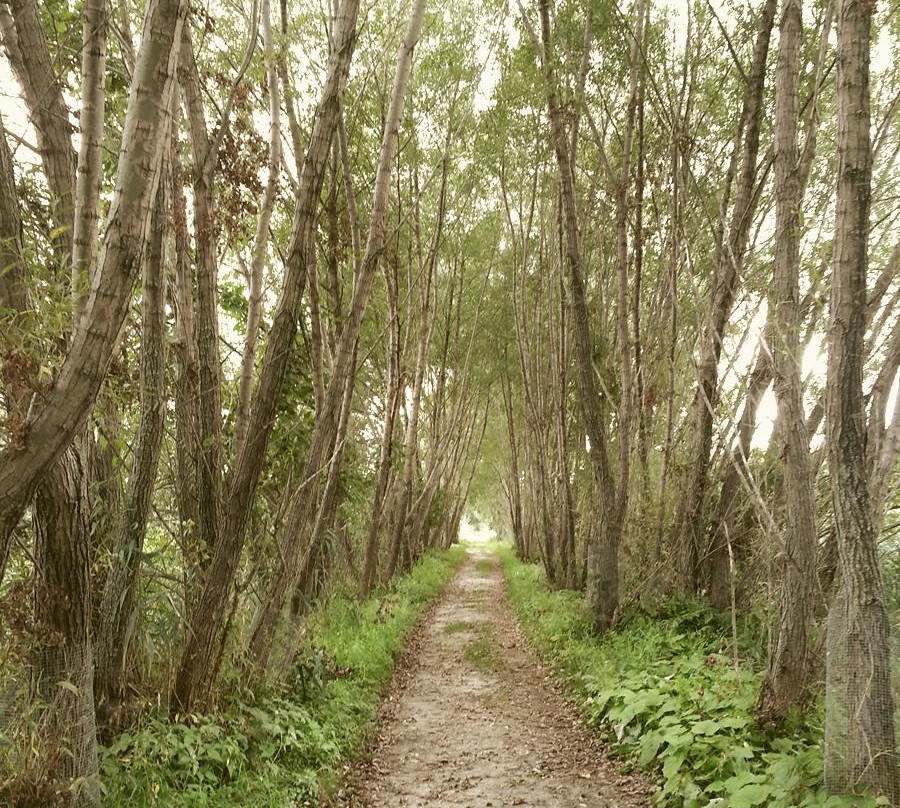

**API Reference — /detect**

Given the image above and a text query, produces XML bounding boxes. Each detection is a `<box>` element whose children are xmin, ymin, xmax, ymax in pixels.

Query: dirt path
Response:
<box><xmin>339</xmin><ymin>549</ymin><xmax>651</xmax><ymax>807</ymax></box>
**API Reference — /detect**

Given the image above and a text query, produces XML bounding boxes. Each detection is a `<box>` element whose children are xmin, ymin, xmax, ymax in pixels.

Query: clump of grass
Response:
<box><xmin>444</xmin><ymin>620</ymin><xmax>470</xmax><ymax>635</ymax></box>
<box><xmin>475</xmin><ymin>558</ymin><xmax>494</xmax><ymax>576</ymax></box>
<box><xmin>463</xmin><ymin>624</ymin><xmax>496</xmax><ymax>670</ymax></box>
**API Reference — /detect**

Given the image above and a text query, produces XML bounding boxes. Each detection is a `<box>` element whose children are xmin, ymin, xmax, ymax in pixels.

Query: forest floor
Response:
<box><xmin>336</xmin><ymin>548</ymin><xmax>652</xmax><ymax>807</ymax></box>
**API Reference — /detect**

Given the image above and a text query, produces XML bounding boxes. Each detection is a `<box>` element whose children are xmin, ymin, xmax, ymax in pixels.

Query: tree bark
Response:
<box><xmin>95</xmin><ymin>159</ymin><xmax>169</xmax><ymax>712</ymax></box>
<box><xmin>0</xmin><ymin>0</ymin><xmax>186</xmax><ymax>546</ymax></box>
<box><xmin>756</xmin><ymin>0</ymin><xmax>818</xmax><ymax>725</ymax></box>
<box><xmin>33</xmin><ymin>448</ymin><xmax>99</xmax><ymax>807</ymax></box>
<box><xmin>824</xmin><ymin>0</ymin><xmax>898</xmax><ymax>799</ymax></box>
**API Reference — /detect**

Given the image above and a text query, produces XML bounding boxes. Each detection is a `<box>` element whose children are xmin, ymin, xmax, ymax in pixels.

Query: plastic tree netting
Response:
<box><xmin>824</xmin><ymin>583</ymin><xmax>899</xmax><ymax>800</ymax></box>
<box><xmin>1</xmin><ymin>639</ymin><xmax>99</xmax><ymax>807</ymax></box>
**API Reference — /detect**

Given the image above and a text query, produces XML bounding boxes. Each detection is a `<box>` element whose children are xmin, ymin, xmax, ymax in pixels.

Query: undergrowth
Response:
<box><xmin>444</xmin><ymin>620</ymin><xmax>470</xmax><ymax>634</ymax></box>
<box><xmin>497</xmin><ymin>546</ymin><xmax>888</xmax><ymax>808</ymax></box>
<box><xmin>463</xmin><ymin>623</ymin><xmax>497</xmax><ymax>670</ymax></box>
<box><xmin>100</xmin><ymin>546</ymin><xmax>466</xmax><ymax>806</ymax></box>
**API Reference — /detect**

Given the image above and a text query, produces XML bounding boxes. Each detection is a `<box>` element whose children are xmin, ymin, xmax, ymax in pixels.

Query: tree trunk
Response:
<box><xmin>756</xmin><ymin>0</ymin><xmax>817</xmax><ymax>725</ymax></box>
<box><xmin>824</xmin><ymin>0</ymin><xmax>898</xmax><ymax>799</ymax></box>
<box><xmin>0</xmin><ymin>0</ymin><xmax>186</xmax><ymax>547</ymax></box>
<box><xmin>172</xmin><ymin>0</ymin><xmax>359</xmax><ymax>712</ymax></box>
<box><xmin>538</xmin><ymin>0</ymin><xmax>616</xmax><ymax>626</ymax></box>
<box><xmin>33</xmin><ymin>448</ymin><xmax>99</xmax><ymax>807</ymax></box>
<box><xmin>360</xmin><ymin>259</ymin><xmax>401</xmax><ymax>596</ymax></box>
<box><xmin>1</xmin><ymin>0</ymin><xmax>76</xmax><ymax>267</ymax></box>
<box><xmin>0</xmin><ymin>112</ymin><xmax>29</xmax><ymax>583</ymax></box>
<box><xmin>244</xmin><ymin>0</ymin><xmax>426</xmax><ymax>673</ymax></box>
<box><xmin>234</xmin><ymin>0</ymin><xmax>281</xmax><ymax>455</ymax></box>
<box><xmin>673</xmin><ymin>0</ymin><xmax>776</xmax><ymax>595</ymax></box>
<box><xmin>180</xmin><ymin>29</ymin><xmax>224</xmax><ymax>566</ymax></box>
<box><xmin>170</xmin><ymin>118</ymin><xmax>202</xmax><ymax>610</ymax></box>
<box><xmin>72</xmin><ymin>0</ymin><xmax>108</xmax><ymax>319</ymax></box>
<box><xmin>95</xmin><ymin>160</ymin><xmax>169</xmax><ymax>712</ymax></box>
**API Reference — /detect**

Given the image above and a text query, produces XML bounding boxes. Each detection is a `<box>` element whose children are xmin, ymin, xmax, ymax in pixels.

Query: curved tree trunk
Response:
<box><xmin>0</xmin><ymin>0</ymin><xmax>186</xmax><ymax>546</ymax></box>
<box><xmin>172</xmin><ymin>0</ymin><xmax>360</xmax><ymax>711</ymax></box>
<box><xmin>245</xmin><ymin>0</ymin><xmax>427</xmax><ymax>673</ymax></box>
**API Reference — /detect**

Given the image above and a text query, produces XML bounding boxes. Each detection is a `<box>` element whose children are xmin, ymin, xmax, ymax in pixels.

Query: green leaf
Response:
<box><xmin>727</xmin><ymin>782</ymin><xmax>773</xmax><ymax>807</ymax></box>
<box><xmin>692</xmin><ymin>719</ymin><xmax>723</xmax><ymax>735</ymax></box>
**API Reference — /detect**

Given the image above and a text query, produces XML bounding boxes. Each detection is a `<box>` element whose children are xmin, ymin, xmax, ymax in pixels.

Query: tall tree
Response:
<box><xmin>756</xmin><ymin>0</ymin><xmax>817</xmax><ymax>725</ymax></box>
<box><xmin>823</xmin><ymin>0</ymin><xmax>898</xmax><ymax>799</ymax></box>
<box><xmin>246</xmin><ymin>0</ymin><xmax>429</xmax><ymax>671</ymax></box>
<box><xmin>172</xmin><ymin>0</ymin><xmax>361</xmax><ymax>711</ymax></box>
<box><xmin>673</xmin><ymin>0</ymin><xmax>776</xmax><ymax>596</ymax></box>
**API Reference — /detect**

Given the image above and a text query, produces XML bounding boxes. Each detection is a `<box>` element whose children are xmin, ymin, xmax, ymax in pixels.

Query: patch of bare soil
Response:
<box><xmin>336</xmin><ymin>549</ymin><xmax>652</xmax><ymax>807</ymax></box>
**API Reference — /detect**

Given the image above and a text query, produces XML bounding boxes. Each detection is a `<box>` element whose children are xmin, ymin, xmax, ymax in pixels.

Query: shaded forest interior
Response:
<box><xmin>0</xmin><ymin>0</ymin><xmax>899</xmax><ymax>804</ymax></box>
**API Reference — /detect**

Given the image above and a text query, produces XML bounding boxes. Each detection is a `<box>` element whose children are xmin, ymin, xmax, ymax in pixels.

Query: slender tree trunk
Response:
<box><xmin>501</xmin><ymin>355</ymin><xmax>524</xmax><ymax>557</ymax></box>
<box><xmin>95</xmin><ymin>160</ymin><xmax>169</xmax><ymax>712</ymax></box>
<box><xmin>384</xmin><ymin>259</ymin><xmax>433</xmax><ymax>581</ymax></box>
<box><xmin>360</xmin><ymin>260</ymin><xmax>401</xmax><ymax>596</ymax></box>
<box><xmin>673</xmin><ymin>0</ymin><xmax>776</xmax><ymax>595</ymax></box>
<box><xmin>172</xmin><ymin>0</ymin><xmax>359</xmax><ymax>711</ymax></box>
<box><xmin>824</xmin><ymin>0</ymin><xmax>898</xmax><ymax>799</ymax></box>
<box><xmin>181</xmin><ymin>30</ymin><xmax>225</xmax><ymax>566</ymax></box>
<box><xmin>72</xmin><ymin>0</ymin><xmax>107</xmax><ymax>319</ymax></box>
<box><xmin>1</xmin><ymin>0</ymin><xmax>76</xmax><ymax>266</ymax></box>
<box><xmin>170</xmin><ymin>116</ymin><xmax>202</xmax><ymax>608</ymax></box>
<box><xmin>538</xmin><ymin>0</ymin><xmax>618</xmax><ymax>627</ymax></box>
<box><xmin>756</xmin><ymin>0</ymin><xmax>817</xmax><ymax>724</ymax></box>
<box><xmin>245</xmin><ymin>0</ymin><xmax>427</xmax><ymax>672</ymax></box>
<box><xmin>234</xmin><ymin>0</ymin><xmax>281</xmax><ymax>454</ymax></box>
<box><xmin>289</xmin><ymin>345</ymin><xmax>358</xmax><ymax>631</ymax></box>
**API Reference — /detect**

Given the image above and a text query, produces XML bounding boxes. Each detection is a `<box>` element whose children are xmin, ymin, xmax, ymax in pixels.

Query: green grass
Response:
<box><xmin>497</xmin><ymin>546</ymin><xmax>888</xmax><ymax>808</ymax></box>
<box><xmin>444</xmin><ymin>620</ymin><xmax>471</xmax><ymax>634</ymax></box>
<box><xmin>463</xmin><ymin>623</ymin><xmax>496</xmax><ymax>671</ymax></box>
<box><xmin>475</xmin><ymin>558</ymin><xmax>494</xmax><ymax>576</ymax></box>
<box><xmin>100</xmin><ymin>546</ymin><xmax>466</xmax><ymax>806</ymax></box>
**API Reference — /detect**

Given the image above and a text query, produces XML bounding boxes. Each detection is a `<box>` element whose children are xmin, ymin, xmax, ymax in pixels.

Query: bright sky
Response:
<box><xmin>459</xmin><ymin>512</ymin><xmax>496</xmax><ymax>544</ymax></box>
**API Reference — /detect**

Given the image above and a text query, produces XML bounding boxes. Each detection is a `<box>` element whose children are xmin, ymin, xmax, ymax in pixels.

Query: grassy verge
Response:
<box><xmin>101</xmin><ymin>546</ymin><xmax>466</xmax><ymax>806</ymax></box>
<box><xmin>497</xmin><ymin>546</ymin><xmax>886</xmax><ymax>808</ymax></box>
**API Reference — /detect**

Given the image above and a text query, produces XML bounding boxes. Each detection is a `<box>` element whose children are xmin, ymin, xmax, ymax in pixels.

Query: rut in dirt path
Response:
<box><xmin>342</xmin><ymin>548</ymin><xmax>652</xmax><ymax>807</ymax></box>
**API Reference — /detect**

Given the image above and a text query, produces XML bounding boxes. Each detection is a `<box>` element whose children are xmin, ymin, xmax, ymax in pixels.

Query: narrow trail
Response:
<box><xmin>340</xmin><ymin>548</ymin><xmax>651</xmax><ymax>807</ymax></box>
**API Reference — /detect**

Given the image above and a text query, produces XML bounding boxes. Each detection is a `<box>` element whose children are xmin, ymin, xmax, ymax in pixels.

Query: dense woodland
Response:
<box><xmin>0</xmin><ymin>0</ymin><xmax>898</xmax><ymax>804</ymax></box>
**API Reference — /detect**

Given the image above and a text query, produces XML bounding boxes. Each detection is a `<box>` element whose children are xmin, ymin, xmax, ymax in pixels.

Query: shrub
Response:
<box><xmin>498</xmin><ymin>547</ymin><xmax>887</xmax><ymax>808</ymax></box>
<box><xmin>101</xmin><ymin>546</ymin><xmax>465</xmax><ymax>806</ymax></box>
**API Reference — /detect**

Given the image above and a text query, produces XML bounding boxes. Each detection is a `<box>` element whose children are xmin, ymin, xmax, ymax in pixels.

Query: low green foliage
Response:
<box><xmin>101</xmin><ymin>546</ymin><xmax>465</xmax><ymax>806</ymax></box>
<box><xmin>475</xmin><ymin>558</ymin><xmax>494</xmax><ymax>576</ymax></box>
<box><xmin>498</xmin><ymin>547</ymin><xmax>888</xmax><ymax>808</ymax></box>
<box><xmin>463</xmin><ymin>623</ymin><xmax>497</xmax><ymax>670</ymax></box>
<box><xmin>444</xmin><ymin>620</ymin><xmax>471</xmax><ymax>634</ymax></box>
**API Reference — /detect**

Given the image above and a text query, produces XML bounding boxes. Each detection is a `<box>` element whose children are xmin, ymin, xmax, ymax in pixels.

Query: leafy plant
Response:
<box><xmin>100</xmin><ymin>546</ymin><xmax>465</xmax><ymax>806</ymax></box>
<box><xmin>497</xmin><ymin>548</ymin><xmax>888</xmax><ymax>808</ymax></box>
